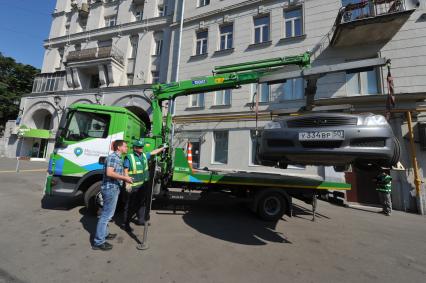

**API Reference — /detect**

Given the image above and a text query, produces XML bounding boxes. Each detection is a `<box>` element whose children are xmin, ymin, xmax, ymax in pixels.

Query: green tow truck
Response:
<box><xmin>45</xmin><ymin>52</ymin><xmax>350</xmax><ymax>221</ymax></box>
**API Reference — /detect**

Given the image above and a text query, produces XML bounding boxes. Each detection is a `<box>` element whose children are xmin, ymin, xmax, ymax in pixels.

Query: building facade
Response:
<box><xmin>3</xmin><ymin>0</ymin><xmax>426</xmax><ymax>213</ymax></box>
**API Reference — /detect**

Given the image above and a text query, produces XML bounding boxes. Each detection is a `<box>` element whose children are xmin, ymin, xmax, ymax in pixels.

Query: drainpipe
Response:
<box><xmin>169</xmin><ymin>0</ymin><xmax>185</xmax><ymax>147</ymax></box>
<box><xmin>406</xmin><ymin>111</ymin><xmax>424</xmax><ymax>215</ymax></box>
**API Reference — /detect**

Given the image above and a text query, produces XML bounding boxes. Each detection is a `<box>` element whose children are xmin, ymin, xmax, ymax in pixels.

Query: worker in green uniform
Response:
<box><xmin>375</xmin><ymin>170</ymin><xmax>393</xmax><ymax>216</ymax></box>
<box><xmin>122</xmin><ymin>139</ymin><xmax>165</xmax><ymax>231</ymax></box>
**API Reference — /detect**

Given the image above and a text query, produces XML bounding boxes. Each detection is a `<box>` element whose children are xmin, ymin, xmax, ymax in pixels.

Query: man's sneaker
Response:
<box><xmin>106</xmin><ymin>233</ymin><xmax>117</xmax><ymax>240</ymax></box>
<box><xmin>92</xmin><ymin>242</ymin><xmax>113</xmax><ymax>251</ymax></box>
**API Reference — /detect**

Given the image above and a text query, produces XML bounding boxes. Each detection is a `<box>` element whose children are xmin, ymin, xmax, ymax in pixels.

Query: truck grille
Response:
<box><xmin>350</xmin><ymin>138</ymin><xmax>386</xmax><ymax>147</ymax></box>
<box><xmin>287</xmin><ymin>116</ymin><xmax>357</xmax><ymax>128</ymax></box>
<box><xmin>300</xmin><ymin>141</ymin><xmax>343</xmax><ymax>148</ymax></box>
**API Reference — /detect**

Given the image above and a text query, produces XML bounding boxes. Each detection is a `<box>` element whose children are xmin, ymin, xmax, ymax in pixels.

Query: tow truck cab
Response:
<box><xmin>45</xmin><ymin>103</ymin><xmax>147</xmax><ymax>197</ymax></box>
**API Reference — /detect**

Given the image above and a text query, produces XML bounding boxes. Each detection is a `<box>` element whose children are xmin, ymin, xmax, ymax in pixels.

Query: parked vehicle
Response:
<box><xmin>258</xmin><ymin>113</ymin><xmax>400</xmax><ymax>171</ymax></box>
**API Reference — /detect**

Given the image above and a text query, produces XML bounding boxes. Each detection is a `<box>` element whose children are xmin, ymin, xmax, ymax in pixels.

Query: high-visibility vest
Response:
<box><xmin>376</xmin><ymin>174</ymin><xmax>392</xmax><ymax>193</ymax></box>
<box><xmin>127</xmin><ymin>152</ymin><xmax>149</xmax><ymax>188</ymax></box>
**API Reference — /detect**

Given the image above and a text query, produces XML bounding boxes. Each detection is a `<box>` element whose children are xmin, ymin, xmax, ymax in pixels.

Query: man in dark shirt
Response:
<box><xmin>122</xmin><ymin>139</ymin><xmax>166</xmax><ymax>231</ymax></box>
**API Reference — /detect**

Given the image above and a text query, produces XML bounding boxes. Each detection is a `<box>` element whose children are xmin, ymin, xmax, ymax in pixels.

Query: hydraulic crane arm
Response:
<box><xmin>151</xmin><ymin>52</ymin><xmax>311</xmax><ymax>102</ymax></box>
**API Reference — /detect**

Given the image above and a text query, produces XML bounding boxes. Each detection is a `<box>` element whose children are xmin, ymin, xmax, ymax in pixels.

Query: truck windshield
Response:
<box><xmin>62</xmin><ymin>111</ymin><xmax>110</xmax><ymax>141</ymax></box>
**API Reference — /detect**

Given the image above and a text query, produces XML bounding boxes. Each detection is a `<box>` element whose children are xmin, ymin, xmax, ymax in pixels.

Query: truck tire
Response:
<box><xmin>257</xmin><ymin>192</ymin><xmax>286</xmax><ymax>222</ymax></box>
<box><xmin>84</xmin><ymin>181</ymin><xmax>102</xmax><ymax>216</ymax></box>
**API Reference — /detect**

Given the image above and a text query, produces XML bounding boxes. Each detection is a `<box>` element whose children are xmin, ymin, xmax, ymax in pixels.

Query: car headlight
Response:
<box><xmin>363</xmin><ymin>115</ymin><xmax>388</xmax><ymax>126</ymax></box>
<box><xmin>264</xmin><ymin>121</ymin><xmax>282</xmax><ymax>129</ymax></box>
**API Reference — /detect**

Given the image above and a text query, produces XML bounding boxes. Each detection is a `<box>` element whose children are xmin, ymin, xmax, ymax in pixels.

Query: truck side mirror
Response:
<box><xmin>55</xmin><ymin>136</ymin><xmax>66</xmax><ymax>148</ymax></box>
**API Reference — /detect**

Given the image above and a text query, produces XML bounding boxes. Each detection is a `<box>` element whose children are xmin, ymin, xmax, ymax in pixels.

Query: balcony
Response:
<box><xmin>66</xmin><ymin>46</ymin><xmax>124</xmax><ymax>65</ymax></box>
<box><xmin>331</xmin><ymin>0</ymin><xmax>415</xmax><ymax>47</ymax></box>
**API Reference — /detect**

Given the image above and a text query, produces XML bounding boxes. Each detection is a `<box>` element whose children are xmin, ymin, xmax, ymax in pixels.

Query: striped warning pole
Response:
<box><xmin>187</xmin><ymin>142</ymin><xmax>193</xmax><ymax>169</ymax></box>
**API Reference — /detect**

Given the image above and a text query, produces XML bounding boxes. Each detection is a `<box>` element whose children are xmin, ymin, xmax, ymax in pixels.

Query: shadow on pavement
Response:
<box><xmin>41</xmin><ymin>195</ymin><xmax>83</xmax><ymax>211</ymax></box>
<box><xmin>292</xmin><ymin>203</ymin><xmax>331</xmax><ymax>220</ymax></box>
<box><xmin>179</xmin><ymin>203</ymin><xmax>292</xmax><ymax>245</ymax></box>
<box><xmin>78</xmin><ymin>207</ymin><xmax>143</xmax><ymax>245</ymax></box>
<box><xmin>79</xmin><ymin>207</ymin><xmax>98</xmax><ymax>244</ymax></box>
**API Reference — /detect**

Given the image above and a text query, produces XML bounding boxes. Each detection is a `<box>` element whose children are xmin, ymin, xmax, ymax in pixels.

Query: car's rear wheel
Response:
<box><xmin>390</xmin><ymin>137</ymin><xmax>401</xmax><ymax>166</ymax></box>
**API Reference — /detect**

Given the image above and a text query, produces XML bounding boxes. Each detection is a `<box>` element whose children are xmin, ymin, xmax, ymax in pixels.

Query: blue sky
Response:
<box><xmin>0</xmin><ymin>0</ymin><xmax>56</xmax><ymax>68</ymax></box>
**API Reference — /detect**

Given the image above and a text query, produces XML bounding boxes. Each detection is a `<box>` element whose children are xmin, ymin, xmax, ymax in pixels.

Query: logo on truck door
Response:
<box><xmin>74</xmin><ymin>147</ymin><xmax>83</xmax><ymax>157</ymax></box>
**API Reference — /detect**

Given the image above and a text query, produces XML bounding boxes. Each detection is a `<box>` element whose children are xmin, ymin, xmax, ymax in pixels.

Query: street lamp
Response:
<box><xmin>54</xmin><ymin>95</ymin><xmax>61</xmax><ymax>106</ymax></box>
<box><xmin>13</xmin><ymin>98</ymin><xmax>24</xmax><ymax>118</ymax></box>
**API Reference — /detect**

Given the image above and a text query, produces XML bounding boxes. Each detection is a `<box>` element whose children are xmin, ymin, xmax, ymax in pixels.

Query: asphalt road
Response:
<box><xmin>0</xmin><ymin>158</ymin><xmax>426</xmax><ymax>283</ymax></box>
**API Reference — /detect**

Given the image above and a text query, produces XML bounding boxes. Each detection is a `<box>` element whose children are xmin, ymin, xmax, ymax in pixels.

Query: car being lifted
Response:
<box><xmin>257</xmin><ymin>112</ymin><xmax>400</xmax><ymax>172</ymax></box>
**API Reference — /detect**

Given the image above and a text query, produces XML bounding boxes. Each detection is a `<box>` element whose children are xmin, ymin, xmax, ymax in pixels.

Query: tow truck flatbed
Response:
<box><xmin>172</xmin><ymin>148</ymin><xmax>350</xmax><ymax>191</ymax></box>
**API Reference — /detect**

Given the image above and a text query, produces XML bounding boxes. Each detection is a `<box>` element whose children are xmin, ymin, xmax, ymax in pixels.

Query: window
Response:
<box><xmin>284</xmin><ymin>8</ymin><xmax>303</xmax><ymax>38</ymax></box>
<box><xmin>280</xmin><ymin>78</ymin><xmax>304</xmax><ymax>101</ymax></box>
<box><xmin>189</xmin><ymin>93</ymin><xmax>205</xmax><ymax>108</ymax></box>
<box><xmin>105</xmin><ymin>15</ymin><xmax>117</xmax><ymax>27</ymax></box>
<box><xmin>157</xmin><ymin>5</ymin><xmax>165</xmax><ymax>17</ymax></box>
<box><xmin>32</xmin><ymin>73</ymin><xmax>65</xmax><ymax>93</ymax></box>
<box><xmin>251</xmin><ymin>83</ymin><xmax>270</xmax><ymax>103</ymax></box>
<box><xmin>215</xmin><ymin>89</ymin><xmax>231</xmax><ymax>105</ymax></box>
<box><xmin>219</xmin><ymin>24</ymin><xmax>233</xmax><ymax>50</ymax></box>
<box><xmin>64</xmin><ymin>111</ymin><xmax>110</xmax><ymax>141</ymax></box>
<box><xmin>127</xmin><ymin>74</ymin><xmax>134</xmax><ymax>86</ymax></box>
<box><xmin>213</xmin><ymin>131</ymin><xmax>228</xmax><ymax>164</ymax></box>
<box><xmin>250</xmin><ymin>130</ymin><xmax>261</xmax><ymax>165</ymax></box>
<box><xmin>195</xmin><ymin>30</ymin><xmax>208</xmax><ymax>55</ymax></box>
<box><xmin>151</xmin><ymin>71</ymin><xmax>159</xmax><ymax>83</ymax></box>
<box><xmin>98</xmin><ymin>39</ymin><xmax>112</xmax><ymax>48</ymax></box>
<box><xmin>58</xmin><ymin>48</ymin><xmax>64</xmax><ymax>69</ymax></box>
<box><xmin>65</xmin><ymin>13</ymin><xmax>71</xmax><ymax>35</ymax></box>
<box><xmin>130</xmin><ymin>36</ymin><xmax>138</xmax><ymax>58</ymax></box>
<box><xmin>254</xmin><ymin>15</ymin><xmax>270</xmax><ymax>43</ymax></box>
<box><xmin>341</xmin><ymin>0</ymin><xmax>372</xmax><ymax>22</ymax></box>
<box><xmin>346</xmin><ymin>69</ymin><xmax>378</xmax><ymax>96</ymax></box>
<box><xmin>198</xmin><ymin>0</ymin><xmax>210</xmax><ymax>7</ymax></box>
<box><xmin>135</xmin><ymin>9</ymin><xmax>143</xmax><ymax>21</ymax></box>
<box><xmin>154</xmin><ymin>39</ymin><xmax>163</xmax><ymax>56</ymax></box>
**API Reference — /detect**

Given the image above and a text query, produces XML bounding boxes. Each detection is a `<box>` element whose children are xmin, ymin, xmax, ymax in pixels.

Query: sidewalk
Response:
<box><xmin>0</xmin><ymin>157</ymin><xmax>47</xmax><ymax>173</ymax></box>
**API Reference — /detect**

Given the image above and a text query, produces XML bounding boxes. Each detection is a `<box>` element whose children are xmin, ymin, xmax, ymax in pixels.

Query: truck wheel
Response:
<box><xmin>257</xmin><ymin>193</ymin><xmax>286</xmax><ymax>222</ymax></box>
<box><xmin>84</xmin><ymin>181</ymin><xmax>102</xmax><ymax>216</ymax></box>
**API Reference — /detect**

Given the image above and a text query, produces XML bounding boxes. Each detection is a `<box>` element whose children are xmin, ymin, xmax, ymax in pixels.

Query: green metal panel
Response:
<box><xmin>18</xmin><ymin>126</ymin><xmax>50</xmax><ymax>139</ymax></box>
<box><xmin>172</xmin><ymin>148</ymin><xmax>351</xmax><ymax>191</ymax></box>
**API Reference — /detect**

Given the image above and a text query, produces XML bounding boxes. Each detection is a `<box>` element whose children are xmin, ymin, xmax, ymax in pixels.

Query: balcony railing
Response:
<box><xmin>32</xmin><ymin>72</ymin><xmax>66</xmax><ymax>93</ymax></box>
<box><xmin>66</xmin><ymin>46</ymin><xmax>125</xmax><ymax>65</ymax></box>
<box><xmin>341</xmin><ymin>0</ymin><xmax>405</xmax><ymax>23</ymax></box>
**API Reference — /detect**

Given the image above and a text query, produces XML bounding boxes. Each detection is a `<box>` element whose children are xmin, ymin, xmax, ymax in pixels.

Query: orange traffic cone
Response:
<box><xmin>187</xmin><ymin>142</ymin><xmax>193</xmax><ymax>169</ymax></box>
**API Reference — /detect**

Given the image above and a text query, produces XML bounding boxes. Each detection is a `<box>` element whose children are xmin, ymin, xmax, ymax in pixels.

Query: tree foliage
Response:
<box><xmin>0</xmin><ymin>52</ymin><xmax>40</xmax><ymax>128</ymax></box>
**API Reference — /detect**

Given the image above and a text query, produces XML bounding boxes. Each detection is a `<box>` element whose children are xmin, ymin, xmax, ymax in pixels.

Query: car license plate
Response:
<box><xmin>299</xmin><ymin>130</ymin><xmax>344</xmax><ymax>141</ymax></box>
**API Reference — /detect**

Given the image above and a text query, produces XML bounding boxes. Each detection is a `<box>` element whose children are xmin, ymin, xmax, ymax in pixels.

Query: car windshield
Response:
<box><xmin>62</xmin><ymin>110</ymin><xmax>110</xmax><ymax>141</ymax></box>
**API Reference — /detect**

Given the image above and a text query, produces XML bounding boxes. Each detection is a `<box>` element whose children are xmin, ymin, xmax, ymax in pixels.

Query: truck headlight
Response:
<box><xmin>264</xmin><ymin>121</ymin><xmax>282</xmax><ymax>129</ymax></box>
<box><xmin>363</xmin><ymin>115</ymin><xmax>388</xmax><ymax>126</ymax></box>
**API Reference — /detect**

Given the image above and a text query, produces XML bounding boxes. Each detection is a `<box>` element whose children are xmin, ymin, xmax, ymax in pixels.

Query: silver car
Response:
<box><xmin>258</xmin><ymin>113</ymin><xmax>400</xmax><ymax>171</ymax></box>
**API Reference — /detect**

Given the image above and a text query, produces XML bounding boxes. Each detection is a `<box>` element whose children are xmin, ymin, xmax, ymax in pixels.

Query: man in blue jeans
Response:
<box><xmin>92</xmin><ymin>140</ymin><xmax>133</xmax><ymax>251</ymax></box>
